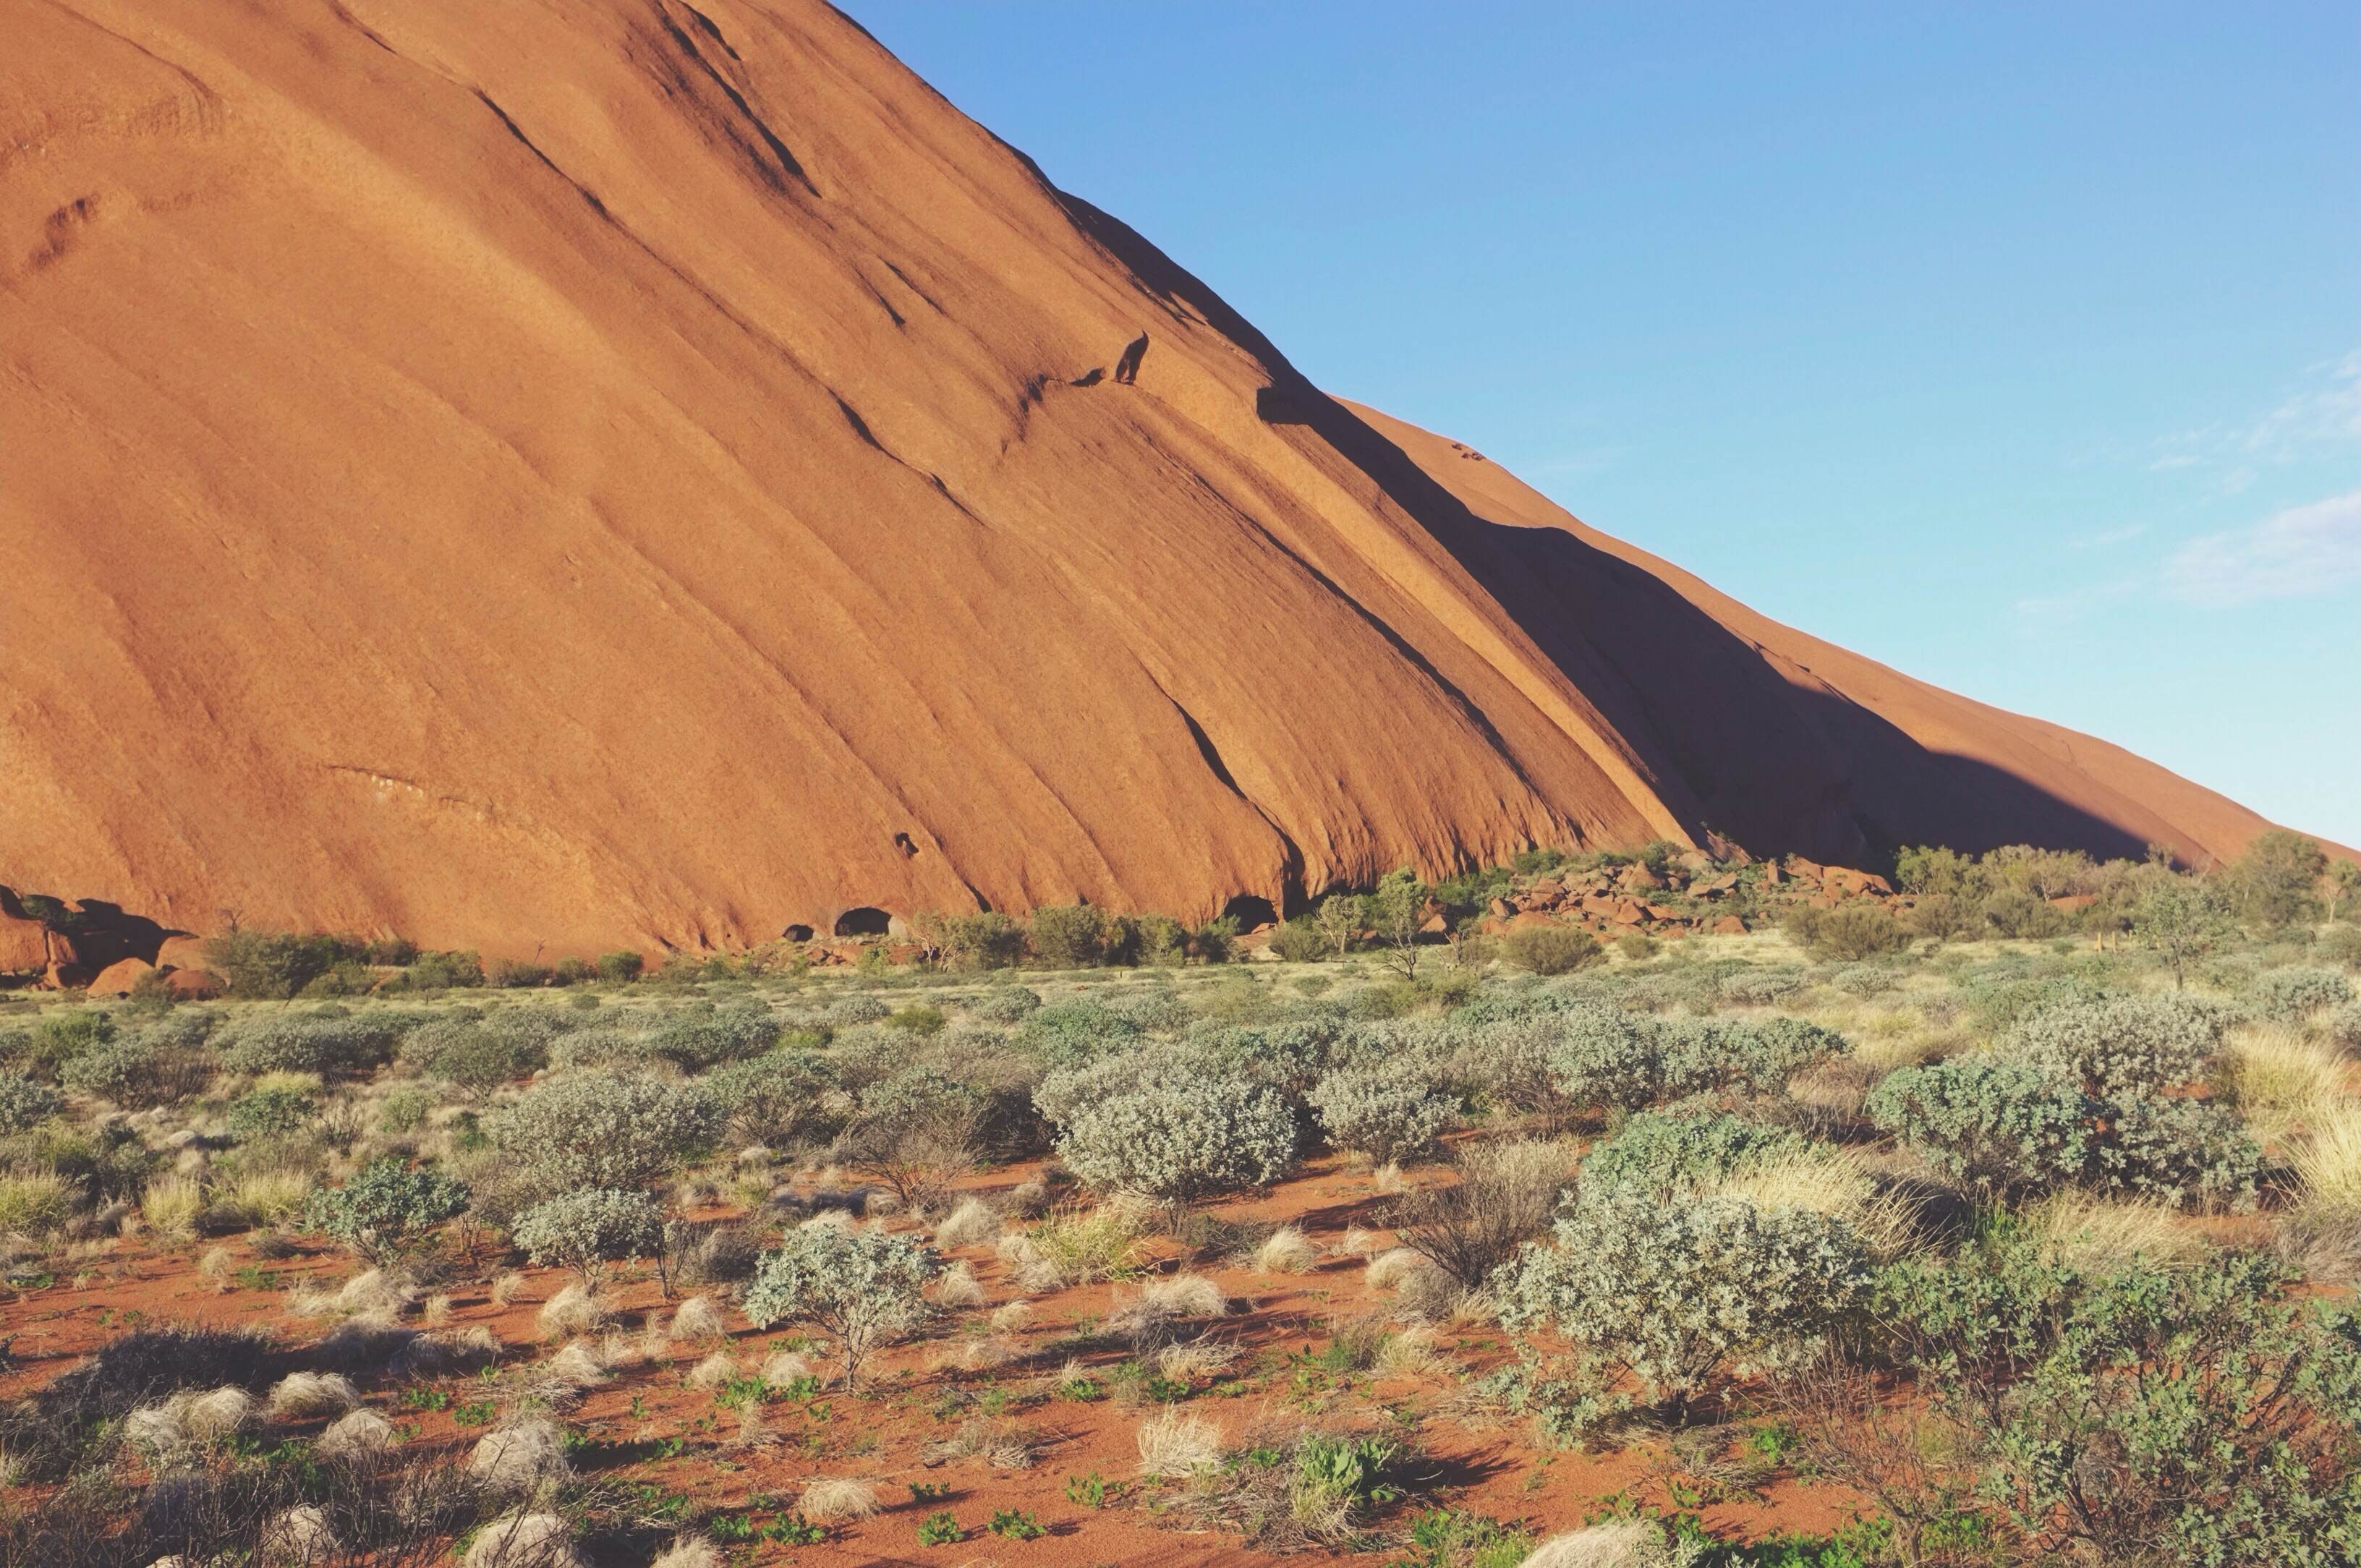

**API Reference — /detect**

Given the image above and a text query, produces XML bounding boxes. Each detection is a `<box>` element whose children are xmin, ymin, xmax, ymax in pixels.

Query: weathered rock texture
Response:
<box><xmin>0</xmin><ymin>0</ymin><xmax>2318</xmax><ymax>955</ymax></box>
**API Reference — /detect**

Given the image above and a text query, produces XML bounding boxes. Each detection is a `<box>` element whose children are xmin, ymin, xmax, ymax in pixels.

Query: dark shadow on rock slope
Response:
<box><xmin>1055</xmin><ymin>187</ymin><xmax>2160</xmax><ymax>867</ymax></box>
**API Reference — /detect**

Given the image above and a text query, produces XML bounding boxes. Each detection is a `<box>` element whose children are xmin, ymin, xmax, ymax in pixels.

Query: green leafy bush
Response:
<box><xmin>1500</xmin><ymin>1192</ymin><xmax>1871</xmax><ymax>1415</ymax></box>
<box><xmin>214</xmin><ymin>1013</ymin><xmax>409</xmax><ymax>1078</ymax></box>
<box><xmin>1866</xmin><ymin>1057</ymin><xmax>2094</xmax><ymax>1196</ymax></box>
<box><xmin>703</xmin><ymin>1050</ymin><xmax>841</xmax><ymax>1144</ymax></box>
<box><xmin>742</xmin><ymin>1224</ymin><xmax>940</xmax><ymax>1388</ymax></box>
<box><xmin>2094</xmin><ymin>1093</ymin><xmax>2263</xmax><ymax>1209</ymax></box>
<box><xmin>1885</xmin><ymin>1235</ymin><xmax>2361</xmax><ymax>1564</ymax></box>
<box><xmin>1269</xmin><ymin>919</ymin><xmax>1331</xmax><ymax>963</ymax></box>
<box><xmin>303</xmin><ymin>1158</ymin><xmax>469</xmax><ymax>1261</ymax></box>
<box><xmin>966</xmin><ymin>987</ymin><xmax>1042</xmax><ymax>1024</ymax></box>
<box><xmin>400</xmin><ymin>1017</ymin><xmax>550</xmax><ymax>1088</ymax></box>
<box><xmin>2247</xmin><ymin>965</ymin><xmax>2355</xmax><ymax>1023</ymax></box>
<box><xmin>1054</xmin><ymin>1068</ymin><xmax>1296</xmax><ymax>1206</ymax></box>
<box><xmin>1305</xmin><ymin>1063</ymin><xmax>1458</xmax><ymax>1165</ymax></box>
<box><xmin>596</xmin><ymin>950</ymin><xmax>645</xmax><ymax>981</ymax></box>
<box><xmin>204</xmin><ymin>931</ymin><xmax>358</xmax><ymax>999</ymax></box>
<box><xmin>1028</xmin><ymin>904</ymin><xmax>1112</xmax><ymax>968</ymax></box>
<box><xmin>1502</xmin><ymin>923</ymin><xmax>1601</xmax><ymax>976</ymax></box>
<box><xmin>2004</xmin><ymin>994</ymin><xmax>2224</xmax><ymax>1096</ymax></box>
<box><xmin>1581</xmin><ymin>1111</ymin><xmax>1805</xmax><ymax>1203</ymax></box>
<box><xmin>488</xmin><ymin>1073</ymin><xmax>721</xmax><ymax>1201</ymax></box>
<box><xmin>0</xmin><ymin>1073</ymin><xmax>64</xmax><ymax>1134</ymax></box>
<box><xmin>1784</xmin><ymin>903</ymin><xmax>1913</xmax><ymax>961</ymax></box>
<box><xmin>510</xmin><ymin>1188</ymin><xmax>665</xmax><ymax>1282</ymax></box>
<box><xmin>226</xmin><ymin>1083</ymin><xmax>317</xmax><ymax>1140</ymax></box>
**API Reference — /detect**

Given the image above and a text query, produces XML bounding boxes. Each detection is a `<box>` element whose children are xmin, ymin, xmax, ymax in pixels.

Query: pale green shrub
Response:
<box><xmin>742</xmin><ymin>1225</ymin><xmax>939</xmax><ymax>1388</ymax></box>
<box><xmin>511</xmin><ymin>1188</ymin><xmax>665</xmax><ymax>1284</ymax></box>
<box><xmin>1055</xmin><ymin>1068</ymin><xmax>1296</xmax><ymax>1205</ymax></box>
<box><xmin>488</xmin><ymin>1073</ymin><xmax>720</xmax><ymax>1201</ymax></box>
<box><xmin>1305</xmin><ymin>1063</ymin><xmax>1458</xmax><ymax>1164</ymax></box>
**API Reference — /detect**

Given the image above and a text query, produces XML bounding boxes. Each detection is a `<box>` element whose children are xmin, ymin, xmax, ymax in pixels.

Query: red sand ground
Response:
<box><xmin>0</xmin><ymin>1154</ymin><xmax>1871</xmax><ymax>1564</ymax></box>
<box><xmin>1</xmin><ymin>0</ymin><xmax>2322</xmax><ymax>962</ymax></box>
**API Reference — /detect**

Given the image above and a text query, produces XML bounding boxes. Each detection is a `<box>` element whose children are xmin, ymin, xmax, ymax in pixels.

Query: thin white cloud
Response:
<box><xmin>2163</xmin><ymin>487</ymin><xmax>2361</xmax><ymax>605</ymax></box>
<box><xmin>2068</xmin><ymin>523</ymin><xmax>2147</xmax><ymax>550</ymax></box>
<box><xmin>2149</xmin><ymin>350</ymin><xmax>2361</xmax><ymax>477</ymax></box>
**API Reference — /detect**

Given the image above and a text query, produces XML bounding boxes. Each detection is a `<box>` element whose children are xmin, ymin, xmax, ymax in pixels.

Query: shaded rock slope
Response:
<box><xmin>0</xmin><ymin>0</ymin><xmax>2309</xmax><ymax>955</ymax></box>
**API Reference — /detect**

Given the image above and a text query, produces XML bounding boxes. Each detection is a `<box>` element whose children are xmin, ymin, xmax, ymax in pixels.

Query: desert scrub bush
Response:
<box><xmin>1827</xmin><ymin>961</ymin><xmax>1904</xmax><ymax>997</ymax></box>
<box><xmin>1580</xmin><ymin>1111</ymin><xmax>1807</xmax><ymax>1204</ymax></box>
<box><xmin>833</xmin><ymin>1065</ymin><xmax>987</xmax><ymax>1214</ymax></box>
<box><xmin>203</xmin><ymin>929</ymin><xmax>358</xmax><ymax>999</ymax></box>
<box><xmin>646</xmin><ymin>1005</ymin><xmax>780</xmax><ymax>1069</ymax></box>
<box><xmin>0</xmin><ymin>1072</ymin><xmax>64</xmax><ymax>1134</ymax></box>
<box><xmin>511</xmin><ymin>1188</ymin><xmax>665</xmax><ymax>1285</ymax></box>
<box><xmin>55</xmin><ymin>1035</ymin><xmax>163</xmax><ymax>1106</ymax></box>
<box><xmin>2004</xmin><ymin>993</ymin><xmax>2225</xmax><ymax>1096</ymax></box>
<box><xmin>488</xmin><ymin>1073</ymin><xmax>720</xmax><ymax>1202</ymax></box>
<box><xmin>1659</xmin><ymin>1014</ymin><xmax>1848</xmax><ymax>1096</ymax></box>
<box><xmin>213</xmin><ymin>1012</ymin><xmax>409</xmax><ymax>1078</ymax></box>
<box><xmin>1054</xmin><ymin>1068</ymin><xmax>1296</xmax><ymax>1208</ymax></box>
<box><xmin>1503</xmin><ymin>1191</ymin><xmax>1872</xmax><ymax>1422</ymax></box>
<box><xmin>399</xmin><ymin>1016</ymin><xmax>550</xmax><ymax>1088</ymax></box>
<box><xmin>1867</xmin><ymin>1057</ymin><xmax>2094</xmax><ymax>1196</ymax></box>
<box><xmin>702</xmin><ymin>1049</ymin><xmax>841</xmax><ymax>1143</ymax></box>
<box><xmin>1713</xmin><ymin>964</ymin><xmax>1809</xmax><ymax>1007</ymax></box>
<box><xmin>1784</xmin><ymin>902</ymin><xmax>1913</xmax><ymax>961</ymax></box>
<box><xmin>1502</xmin><ymin>922</ymin><xmax>1603</xmax><ymax>976</ymax></box>
<box><xmin>1388</xmin><ymin>1137</ymin><xmax>1568</xmax><ymax>1290</ymax></box>
<box><xmin>2091</xmin><ymin>1093</ymin><xmax>2262</xmax><ymax>1209</ymax></box>
<box><xmin>1539</xmin><ymin>1001</ymin><xmax>1668</xmax><ymax>1112</ymax></box>
<box><xmin>1885</xmin><ymin>1234</ymin><xmax>2361</xmax><ymax>1564</ymax></box>
<box><xmin>303</xmin><ymin>1156</ymin><xmax>469</xmax><ymax>1263</ymax></box>
<box><xmin>1015</xmin><ymin>1000</ymin><xmax>1142</xmax><ymax>1067</ymax></box>
<box><xmin>1026</xmin><ymin>903</ymin><xmax>1118</xmax><ymax>968</ymax></box>
<box><xmin>225</xmin><ymin>1082</ymin><xmax>318</xmax><ymax>1140</ymax></box>
<box><xmin>2331</xmin><ymin>999</ymin><xmax>2361</xmax><ymax>1054</ymax></box>
<box><xmin>2248</xmin><ymin>964</ymin><xmax>2357</xmax><ymax>1023</ymax></box>
<box><xmin>13</xmin><ymin>1007</ymin><xmax>114</xmax><ymax>1075</ymax></box>
<box><xmin>966</xmin><ymin>985</ymin><xmax>1042</xmax><ymax>1024</ymax></box>
<box><xmin>742</xmin><ymin>1224</ymin><xmax>940</xmax><ymax>1388</ymax></box>
<box><xmin>1305</xmin><ymin>1062</ymin><xmax>1458</xmax><ymax>1165</ymax></box>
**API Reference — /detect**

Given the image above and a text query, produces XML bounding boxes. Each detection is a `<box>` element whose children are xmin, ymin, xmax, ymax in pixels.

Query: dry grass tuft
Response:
<box><xmin>315</xmin><ymin>1407</ymin><xmax>395</xmax><ymax>1459</ymax></box>
<box><xmin>935</xmin><ymin>1196</ymin><xmax>1001</xmax><ymax>1250</ymax></box>
<box><xmin>537</xmin><ymin>1283</ymin><xmax>607</xmax><ymax>1340</ymax></box>
<box><xmin>490</xmin><ymin>1271</ymin><xmax>527</xmax><ymax>1307</ymax></box>
<box><xmin>1519</xmin><ymin>1518</ymin><xmax>1689</xmax><ymax>1567</ymax></box>
<box><xmin>1707</xmin><ymin>1146</ymin><xmax>1926</xmax><ymax>1258</ymax></box>
<box><xmin>1253</xmin><ymin>1224</ymin><xmax>1320</xmax><ymax>1274</ymax></box>
<box><xmin>683</xmin><ymin>1350</ymin><xmax>739</xmax><ymax>1391</ymax></box>
<box><xmin>464</xmin><ymin>1511</ymin><xmax>586</xmax><ymax>1568</ymax></box>
<box><xmin>988</xmin><ymin>1299</ymin><xmax>1034</xmax><ymax>1334</ymax></box>
<box><xmin>760</xmin><ymin>1348</ymin><xmax>815</xmax><ymax>1386</ymax></box>
<box><xmin>934</xmin><ymin>1259</ymin><xmax>987</xmax><ymax>1308</ymax></box>
<box><xmin>1136</xmin><ymin>1406</ymin><xmax>1224</xmax><ymax>1478</ymax></box>
<box><xmin>2028</xmin><ymin>1190</ymin><xmax>2208</xmax><ymax>1274</ymax></box>
<box><xmin>796</xmin><ymin>1475</ymin><xmax>880</xmax><ymax>1522</ymax></box>
<box><xmin>671</xmin><ymin>1294</ymin><xmax>727</xmax><ymax>1343</ymax></box>
<box><xmin>140</xmin><ymin>1175</ymin><xmax>205</xmax><ymax>1240</ymax></box>
<box><xmin>649</xmin><ymin>1540</ymin><xmax>723</xmax><ymax>1568</ymax></box>
<box><xmin>268</xmin><ymin>1371</ymin><xmax>360</xmax><ymax>1420</ymax></box>
<box><xmin>468</xmin><ymin>1419</ymin><xmax>571</xmax><ymax>1497</ymax></box>
<box><xmin>2227</xmin><ymin>1025</ymin><xmax>2353</xmax><ymax>1138</ymax></box>
<box><xmin>2294</xmin><ymin>1107</ymin><xmax>2361</xmax><ymax>1217</ymax></box>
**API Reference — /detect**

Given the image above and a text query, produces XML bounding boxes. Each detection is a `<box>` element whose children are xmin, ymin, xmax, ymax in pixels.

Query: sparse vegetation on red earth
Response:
<box><xmin>3</xmin><ymin>839</ymin><xmax>2360</xmax><ymax>1564</ymax></box>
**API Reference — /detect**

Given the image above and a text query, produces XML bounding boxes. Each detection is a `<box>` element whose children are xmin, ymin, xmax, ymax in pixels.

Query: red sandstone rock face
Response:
<box><xmin>0</xmin><ymin>0</ymin><xmax>2339</xmax><ymax>958</ymax></box>
<box><xmin>0</xmin><ymin>915</ymin><xmax>50</xmax><ymax>977</ymax></box>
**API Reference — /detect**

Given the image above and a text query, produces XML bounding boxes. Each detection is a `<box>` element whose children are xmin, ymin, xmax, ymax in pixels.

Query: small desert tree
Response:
<box><xmin>2131</xmin><ymin>869</ymin><xmax>2228</xmax><ymax>989</ymax></box>
<box><xmin>1368</xmin><ymin>868</ymin><xmax>1431</xmax><ymax>981</ymax></box>
<box><xmin>741</xmin><ymin>1226</ymin><xmax>940</xmax><ymax>1389</ymax></box>
<box><xmin>1312</xmin><ymin>894</ymin><xmax>1364</xmax><ymax>959</ymax></box>
<box><xmin>2226</xmin><ymin>829</ymin><xmax>2328</xmax><ymax>932</ymax></box>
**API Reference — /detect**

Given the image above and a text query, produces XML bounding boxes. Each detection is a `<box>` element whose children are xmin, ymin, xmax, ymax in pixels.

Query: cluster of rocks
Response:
<box><xmin>0</xmin><ymin>885</ymin><xmax>221</xmax><ymax>997</ymax></box>
<box><xmin>1476</xmin><ymin>851</ymin><xmax>1901</xmax><ymax>941</ymax></box>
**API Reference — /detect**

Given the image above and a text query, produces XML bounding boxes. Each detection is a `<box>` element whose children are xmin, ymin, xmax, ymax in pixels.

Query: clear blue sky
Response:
<box><xmin>843</xmin><ymin>2</ymin><xmax>2360</xmax><ymax>848</ymax></box>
